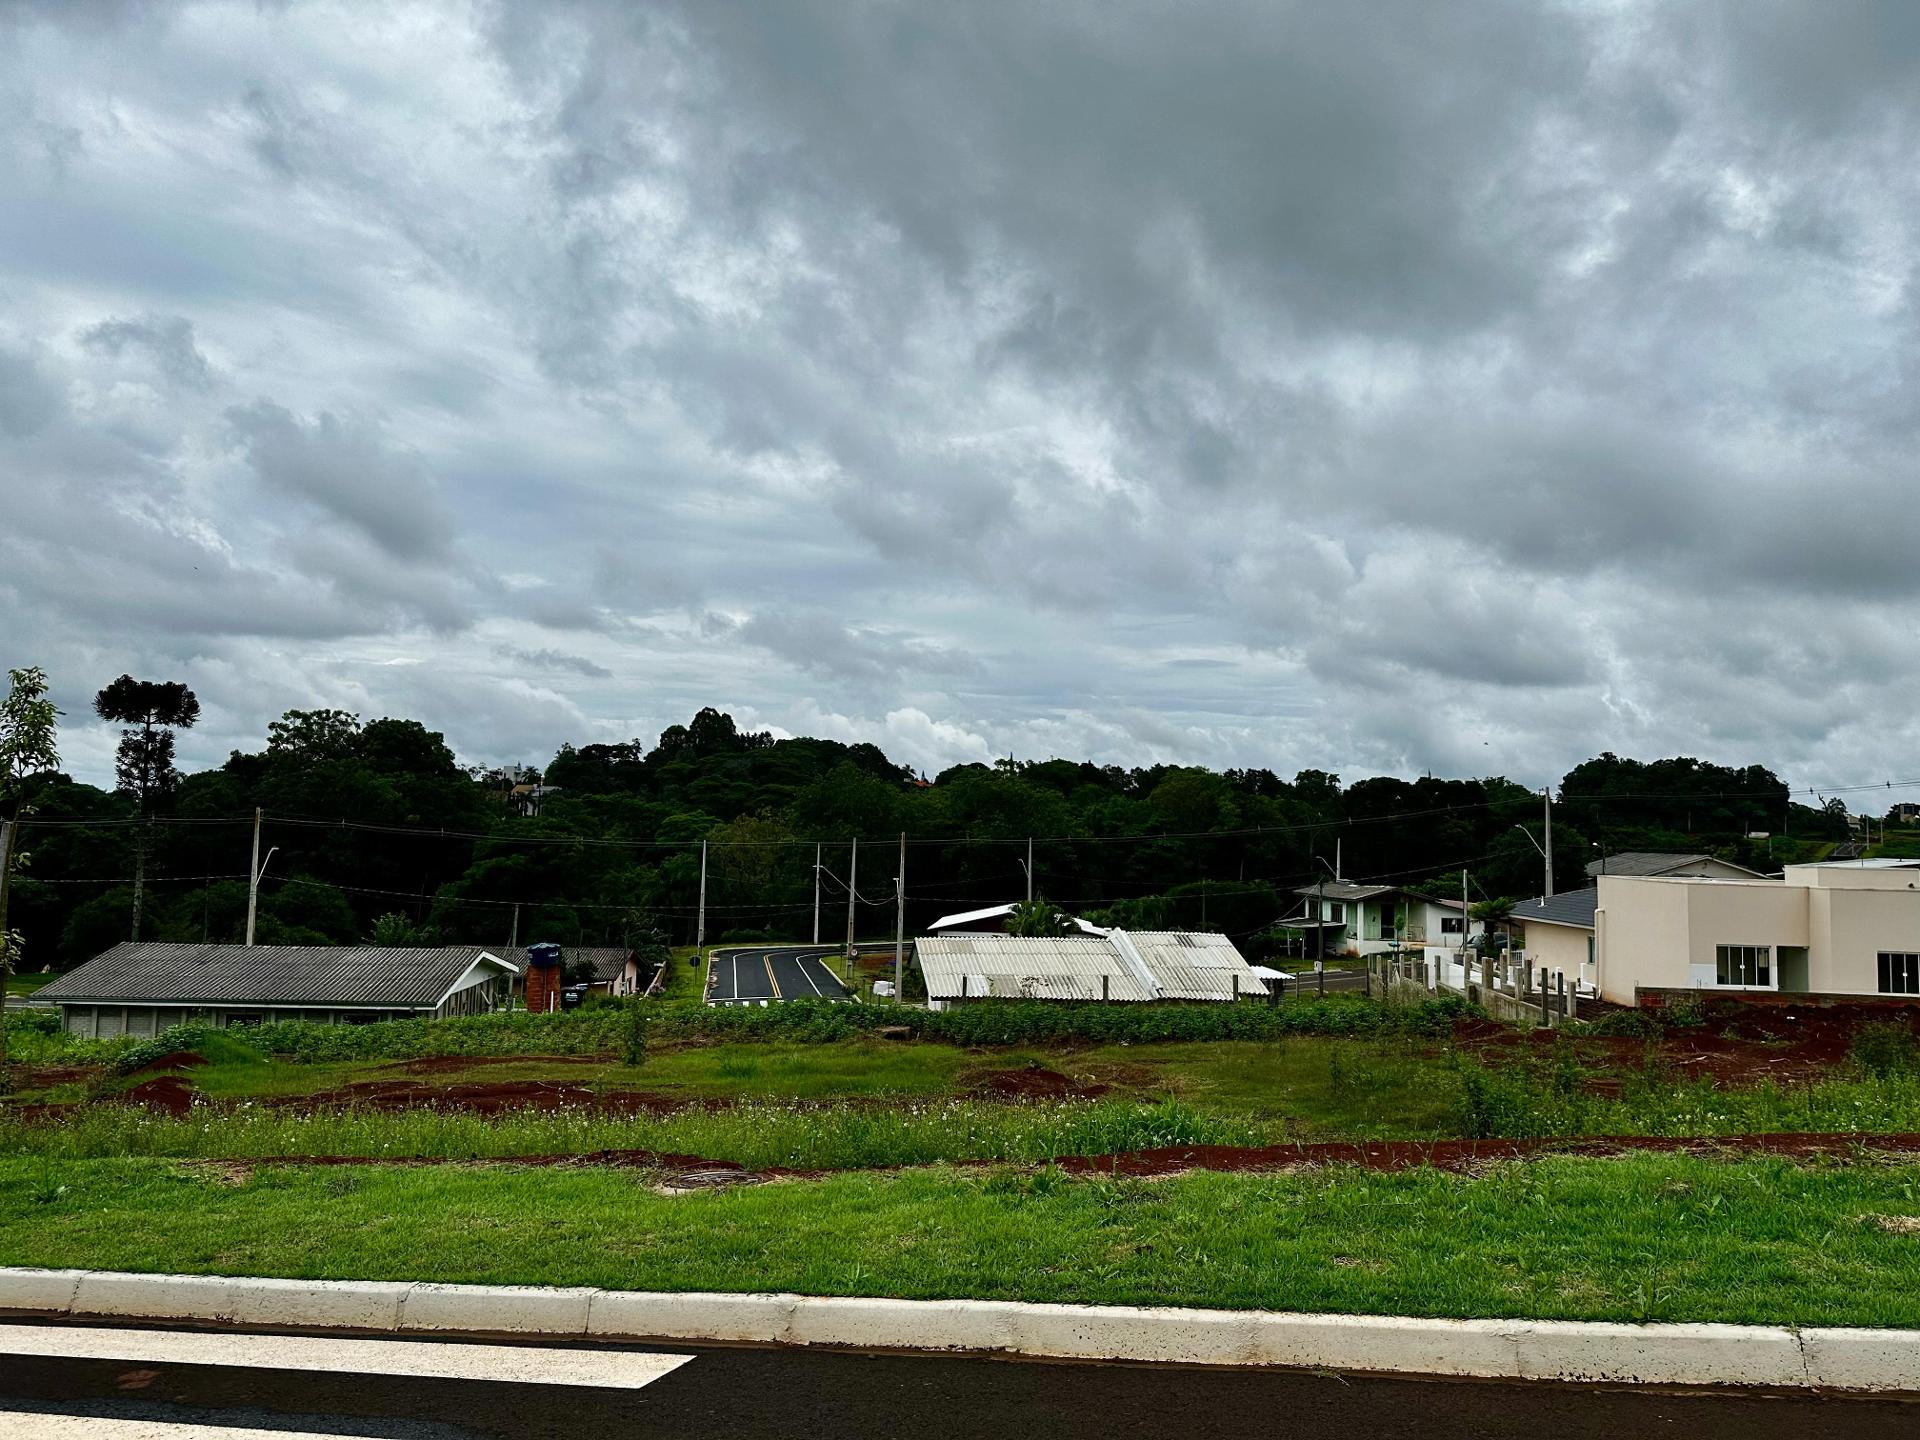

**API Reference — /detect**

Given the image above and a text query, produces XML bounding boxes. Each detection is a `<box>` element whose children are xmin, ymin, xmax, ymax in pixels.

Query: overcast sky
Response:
<box><xmin>5</xmin><ymin>2</ymin><xmax>1919</xmax><ymax>795</ymax></box>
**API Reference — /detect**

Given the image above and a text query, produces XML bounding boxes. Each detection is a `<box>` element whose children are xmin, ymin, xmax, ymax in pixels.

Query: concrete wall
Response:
<box><xmin>1521</xmin><ymin>921</ymin><xmax>1592</xmax><ymax>986</ymax></box>
<box><xmin>1808</xmin><ymin>887</ymin><xmax>1920</xmax><ymax>993</ymax></box>
<box><xmin>1593</xmin><ymin>871</ymin><xmax>1920</xmax><ymax>1005</ymax></box>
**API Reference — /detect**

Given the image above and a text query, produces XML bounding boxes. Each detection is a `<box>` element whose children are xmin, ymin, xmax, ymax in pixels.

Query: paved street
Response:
<box><xmin>704</xmin><ymin>946</ymin><xmax>852</xmax><ymax>1006</ymax></box>
<box><xmin>3</xmin><ymin>1322</ymin><xmax>1918</xmax><ymax>1439</ymax></box>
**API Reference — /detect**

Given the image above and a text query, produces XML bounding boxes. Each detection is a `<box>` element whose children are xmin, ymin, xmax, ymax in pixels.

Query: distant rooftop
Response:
<box><xmin>1513</xmin><ymin>888</ymin><xmax>1598</xmax><ymax>930</ymax></box>
<box><xmin>1585</xmin><ymin>851</ymin><xmax>1766</xmax><ymax>879</ymax></box>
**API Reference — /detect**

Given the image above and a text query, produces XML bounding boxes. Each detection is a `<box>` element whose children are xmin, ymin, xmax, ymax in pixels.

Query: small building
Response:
<box><xmin>1510</xmin><ymin>888</ymin><xmax>1599</xmax><ymax>989</ymax></box>
<box><xmin>1591</xmin><ymin>860</ymin><xmax>1920</xmax><ymax>1006</ymax></box>
<box><xmin>915</xmin><ymin>930</ymin><xmax>1269</xmax><ymax>1009</ymax></box>
<box><xmin>41</xmin><ymin>943</ymin><xmax>520</xmax><ymax>1037</ymax></box>
<box><xmin>1286</xmin><ymin>883</ymin><xmax>1480</xmax><ymax>959</ymax></box>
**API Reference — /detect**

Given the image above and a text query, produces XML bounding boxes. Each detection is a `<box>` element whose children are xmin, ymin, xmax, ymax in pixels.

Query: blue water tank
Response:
<box><xmin>527</xmin><ymin>942</ymin><xmax>563</xmax><ymax>970</ymax></box>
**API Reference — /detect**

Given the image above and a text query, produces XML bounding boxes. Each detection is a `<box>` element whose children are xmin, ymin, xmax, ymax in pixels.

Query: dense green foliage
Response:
<box><xmin>3</xmin><ymin>696</ymin><xmax>1849</xmax><ymax>973</ymax></box>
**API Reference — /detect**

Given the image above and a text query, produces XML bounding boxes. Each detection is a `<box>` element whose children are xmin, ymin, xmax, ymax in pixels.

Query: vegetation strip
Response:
<box><xmin>8</xmin><ymin>1153</ymin><xmax>1920</xmax><ymax>1328</ymax></box>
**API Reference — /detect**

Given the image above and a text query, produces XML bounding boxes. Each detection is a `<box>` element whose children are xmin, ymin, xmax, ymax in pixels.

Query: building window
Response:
<box><xmin>1879</xmin><ymin>953</ymin><xmax>1920</xmax><ymax>995</ymax></box>
<box><xmin>1441</xmin><ymin>916</ymin><xmax>1465</xmax><ymax>934</ymax></box>
<box><xmin>1714</xmin><ymin>945</ymin><xmax>1771</xmax><ymax>988</ymax></box>
<box><xmin>1323</xmin><ymin>901</ymin><xmax>1345</xmax><ymax>923</ymax></box>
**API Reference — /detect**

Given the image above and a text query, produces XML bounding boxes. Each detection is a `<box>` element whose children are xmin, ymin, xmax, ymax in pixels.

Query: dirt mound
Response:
<box><xmin>131</xmin><ymin>1051</ymin><xmax>208</xmax><ymax>1075</ymax></box>
<box><xmin>382</xmin><ymin>1055</ymin><xmax>603</xmax><ymax>1075</ymax></box>
<box><xmin>19</xmin><ymin>1064</ymin><xmax>101</xmax><ymax>1085</ymax></box>
<box><xmin>967</xmin><ymin>1064</ymin><xmax>1109</xmax><ymax>1102</ymax></box>
<box><xmin>122</xmin><ymin>1075</ymin><xmax>196</xmax><ymax>1115</ymax></box>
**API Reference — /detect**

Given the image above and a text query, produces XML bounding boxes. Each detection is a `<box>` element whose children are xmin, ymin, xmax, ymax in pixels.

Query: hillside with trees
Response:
<box><xmin>0</xmin><ymin>684</ymin><xmax>1851</xmax><ymax>974</ymax></box>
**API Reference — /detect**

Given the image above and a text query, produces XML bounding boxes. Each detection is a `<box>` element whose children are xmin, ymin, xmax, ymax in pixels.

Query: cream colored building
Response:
<box><xmin>1591</xmin><ymin>860</ymin><xmax>1920</xmax><ymax>1006</ymax></box>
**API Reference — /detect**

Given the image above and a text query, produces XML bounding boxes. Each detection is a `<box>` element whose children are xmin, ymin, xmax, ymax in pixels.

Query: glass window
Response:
<box><xmin>1879</xmin><ymin>953</ymin><xmax>1920</xmax><ymax>995</ymax></box>
<box><xmin>1441</xmin><ymin>916</ymin><xmax>1465</xmax><ymax>934</ymax></box>
<box><xmin>1714</xmin><ymin>945</ymin><xmax>1771</xmax><ymax>987</ymax></box>
<box><xmin>1324</xmin><ymin>901</ymin><xmax>1345</xmax><ymax>923</ymax></box>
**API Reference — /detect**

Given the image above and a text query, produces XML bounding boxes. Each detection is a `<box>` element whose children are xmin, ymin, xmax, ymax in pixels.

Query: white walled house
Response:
<box><xmin>1287</xmin><ymin>883</ymin><xmax>1480</xmax><ymax>960</ymax></box>
<box><xmin>1511</xmin><ymin>888</ymin><xmax>1599</xmax><ymax>989</ymax></box>
<box><xmin>1592</xmin><ymin>860</ymin><xmax>1920</xmax><ymax>1006</ymax></box>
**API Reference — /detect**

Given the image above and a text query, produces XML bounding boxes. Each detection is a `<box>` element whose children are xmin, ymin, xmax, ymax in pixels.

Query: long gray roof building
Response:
<box><xmin>42</xmin><ymin>943</ymin><xmax>520</xmax><ymax>1037</ymax></box>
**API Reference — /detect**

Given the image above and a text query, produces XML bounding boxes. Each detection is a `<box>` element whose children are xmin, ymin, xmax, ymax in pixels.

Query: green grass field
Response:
<box><xmin>6</xmin><ymin>1153</ymin><xmax>1920</xmax><ymax>1327</ymax></box>
<box><xmin>3</xmin><ymin>973</ymin><xmax>55</xmax><ymax>995</ymax></box>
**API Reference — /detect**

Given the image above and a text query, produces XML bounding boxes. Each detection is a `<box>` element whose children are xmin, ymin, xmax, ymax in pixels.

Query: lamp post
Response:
<box><xmin>1311</xmin><ymin>855</ymin><xmax>1339</xmax><ymax>965</ymax></box>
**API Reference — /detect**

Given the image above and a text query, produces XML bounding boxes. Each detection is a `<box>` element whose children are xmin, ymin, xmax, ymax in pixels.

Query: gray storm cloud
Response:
<box><xmin>2</xmin><ymin>0</ymin><xmax>1919</xmax><ymax>790</ymax></box>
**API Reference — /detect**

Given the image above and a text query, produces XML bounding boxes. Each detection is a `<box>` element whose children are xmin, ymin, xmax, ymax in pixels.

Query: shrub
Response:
<box><xmin>1849</xmin><ymin>1022</ymin><xmax>1920</xmax><ymax>1080</ymax></box>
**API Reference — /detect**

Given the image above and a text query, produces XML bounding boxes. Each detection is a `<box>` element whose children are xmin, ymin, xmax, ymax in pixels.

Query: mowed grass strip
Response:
<box><xmin>7</xmin><ymin>1154</ymin><xmax>1920</xmax><ymax>1327</ymax></box>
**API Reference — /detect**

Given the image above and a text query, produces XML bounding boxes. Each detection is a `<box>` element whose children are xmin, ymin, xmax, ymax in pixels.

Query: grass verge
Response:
<box><xmin>6</xmin><ymin>1153</ymin><xmax>1920</xmax><ymax>1327</ymax></box>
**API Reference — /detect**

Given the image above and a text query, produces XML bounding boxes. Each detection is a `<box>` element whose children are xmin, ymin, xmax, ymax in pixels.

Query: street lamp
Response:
<box><xmin>1311</xmin><ymin>855</ymin><xmax>1339</xmax><ymax>965</ymax></box>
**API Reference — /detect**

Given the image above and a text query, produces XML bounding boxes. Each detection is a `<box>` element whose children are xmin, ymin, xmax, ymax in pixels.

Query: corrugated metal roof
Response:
<box><xmin>1125</xmin><ymin>932</ymin><xmax>1269</xmax><ymax>999</ymax></box>
<box><xmin>915</xmin><ymin>935</ymin><xmax>1155</xmax><ymax>1002</ymax></box>
<box><xmin>926</xmin><ymin>902</ymin><xmax>1108</xmax><ymax>936</ymax></box>
<box><xmin>39</xmin><ymin>943</ymin><xmax>518</xmax><ymax>1009</ymax></box>
<box><xmin>915</xmin><ymin>931</ymin><xmax>1266</xmax><ymax>1002</ymax></box>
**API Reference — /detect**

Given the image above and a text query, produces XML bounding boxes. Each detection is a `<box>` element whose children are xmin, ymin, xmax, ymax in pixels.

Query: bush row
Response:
<box><xmin>102</xmin><ymin>992</ymin><xmax>1479</xmax><ymax>1065</ymax></box>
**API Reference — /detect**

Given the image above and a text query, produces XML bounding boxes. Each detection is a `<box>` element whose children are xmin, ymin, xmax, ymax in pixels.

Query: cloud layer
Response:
<box><xmin>4</xmin><ymin>1</ymin><xmax>1919</xmax><ymax>791</ymax></box>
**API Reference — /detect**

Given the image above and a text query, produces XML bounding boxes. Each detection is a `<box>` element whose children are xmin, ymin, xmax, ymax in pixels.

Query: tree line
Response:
<box><xmin>0</xmin><ymin>669</ymin><xmax>1854</xmax><ymax>975</ymax></box>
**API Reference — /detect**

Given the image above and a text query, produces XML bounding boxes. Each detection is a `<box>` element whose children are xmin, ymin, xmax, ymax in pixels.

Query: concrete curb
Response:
<box><xmin>1</xmin><ymin>1268</ymin><xmax>1915</xmax><ymax>1392</ymax></box>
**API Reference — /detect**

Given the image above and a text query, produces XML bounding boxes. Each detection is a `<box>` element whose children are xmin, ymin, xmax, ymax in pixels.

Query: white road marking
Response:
<box><xmin>0</xmin><ymin>1325</ymin><xmax>692</xmax><ymax>1392</ymax></box>
<box><xmin>0</xmin><ymin>1415</ymin><xmax>357</xmax><ymax>1438</ymax></box>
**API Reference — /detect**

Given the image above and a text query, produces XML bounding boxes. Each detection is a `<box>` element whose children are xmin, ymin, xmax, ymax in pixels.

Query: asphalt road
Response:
<box><xmin>705</xmin><ymin>946</ymin><xmax>851</xmax><ymax>1006</ymax></box>
<box><xmin>3</xmin><ymin>1324</ymin><xmax>1918</xmax><ymax>1440</ymax></box>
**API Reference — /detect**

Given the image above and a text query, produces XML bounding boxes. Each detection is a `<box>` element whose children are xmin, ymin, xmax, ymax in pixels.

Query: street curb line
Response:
<box><xmin>1</xmin><ymin>1268</ymin><xmax>1913</xmax><ymax>1391</ymax></box>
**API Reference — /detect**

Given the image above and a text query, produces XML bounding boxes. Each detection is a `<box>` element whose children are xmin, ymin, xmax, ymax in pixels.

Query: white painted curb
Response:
<box><xmin>1</xmin><ymin>1268</ymin><xmax>1916</xmax><ymax>1392</ymax></box>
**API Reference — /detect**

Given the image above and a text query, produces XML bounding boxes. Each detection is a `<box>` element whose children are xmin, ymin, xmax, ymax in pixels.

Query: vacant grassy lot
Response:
<box><xmin>6</xmin><ymin>1152</ymin><xmax>1920</xmax><ymax>1327</ymax></box>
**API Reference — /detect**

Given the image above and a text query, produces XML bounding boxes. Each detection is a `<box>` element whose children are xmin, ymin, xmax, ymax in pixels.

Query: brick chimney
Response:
<box><xmin>523</xmin><ymin>943</ymin><xmax>563</xmax><ymax>1014</ymax></box>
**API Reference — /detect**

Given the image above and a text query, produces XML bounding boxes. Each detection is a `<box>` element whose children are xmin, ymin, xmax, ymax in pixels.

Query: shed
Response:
<box><xmin>40</xmin><ymin>942</ymin><xmax>520</xmax><ymax>1037</ymax></box>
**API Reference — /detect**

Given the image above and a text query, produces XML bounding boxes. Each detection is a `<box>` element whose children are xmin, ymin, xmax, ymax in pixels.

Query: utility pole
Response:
<box><xmin>1335</xmin><ymin>838</ymin><xmax>1342</xmax><ymax>880</ymax></box>
<box><xmin>845</xmin><ymin>837</ymin><xmax>858</xmax><ymax>962</ymax></box>
<box><xmin>244</xmin><ymin>807</ymin><xmax>262</xmax><ymax>947</ymax></box>
<box><xmin>1026</xmin><ymin>837</ymin><xmax>1033</xmax><ymax>902</ymax></box>
<box><xmin>510</xmin><ymin>904</ymin><xmax>519</xmax><ymax>949</ymax></box>
<box><xmin>696</xmin><ymin>840</ymin><xmax>708</xmax><ymax>952</ymax></box>
<box><xmin>1543</xmin><ymin>789</ymin><xmax>1554</xmax><ymax>899</ymax></box>
<box><xmin>812</xmin><ymin>842</ymin><xmax>822</xmax><ymax>944</ymax></box>
<box><xmin>893</xmin><ymin>831</ymin><xmax>906</xmax><ymax>1001</ymax></box>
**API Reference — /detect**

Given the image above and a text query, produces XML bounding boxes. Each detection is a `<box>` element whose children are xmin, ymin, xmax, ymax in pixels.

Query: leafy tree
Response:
<box><xmin>267</xmin><ymin>708</ymin><xmax>362</xmax><ymax>762</ymax></box>
<box><xmin>0</xmin><ymin>666</ymin><xmax>60</xmax><ymax>1073</ymax></box>
<box><xmin>1006</xmin><ymin>896</ymin><xmax>1072</xmax><ymax>937</ymax></box>
<box><xmin>369</xmin><ymin>912</ymin><xmax>435</xmax><ymax>947</ymax></box>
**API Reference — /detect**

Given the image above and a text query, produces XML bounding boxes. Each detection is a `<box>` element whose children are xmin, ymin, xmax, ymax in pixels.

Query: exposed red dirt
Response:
<box><xmin>18</xmin><ymin>1064</ymin><xmax>101</xmax><ymax>1086</ymax></box>
<box><xmin>1448</xmin><ymin>1000</ymin><xmax>1920</xmax><ymax>1089</ymax></box>
<box><xmin>381</xmin><ymin>1054</ymin><xmax>602</xmax><ymax>1075</ymax></box>
<box><xmin>130</xmin><ymin>1051</ymin><xmax>208</xmax><ymax>1075</ymax></box>
<box><xmin>120</xmin><ymin>1075</ymin><xmax>197</xmax><ymax>1115</ymax></box>
<box><xmin>1053</xmin><ymin>1131</ymin><xmax>1920</xmax><ymax>1177</ymax></box>
<box><xmin>275</xmin><ymin>1079</ymin><xmax>697</xmax><ymax>1115</ymax></box>
<box><xmin>966</xmin><ymin>1064</ymin><xmax>1110</xmax><ymax>1102</ymax></box>
<box><xmin>152</xmin><ymin>1129</ymin><xmax>1920</xmax><ymax>1182</ymax></box>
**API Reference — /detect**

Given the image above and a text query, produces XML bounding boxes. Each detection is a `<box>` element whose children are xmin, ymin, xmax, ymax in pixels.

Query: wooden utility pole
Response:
<box><xmin>845</xmin><ymin>837</ymin><xmax>858</xmax><ymax>960</ymax></box>
<box><xmin>893</xmin><ymin>831</ymin><xmax>906</xmax><ymax>1001</ymax></box>
<box><xmin>244</xmin><ymin>808</ymin><xmax>263</xmax><ymax>947</ymax></box>
<box><xmin>696</xmin><ymin>840</ymin><xmax>708</xmax><ymax>951</ymax></box>
<box><xmin>812</xmin><ymin>842</ymin><xmax>822</xmax><ymax>944</ymax></box>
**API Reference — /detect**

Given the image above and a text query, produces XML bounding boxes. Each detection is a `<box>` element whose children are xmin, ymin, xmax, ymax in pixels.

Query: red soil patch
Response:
<box><xmin>1054</xmin><ymin>1131</ymin><xmax>1920</xmax><ymax>1177</ymax></box>
<box><xmin>278</xmin><ymin>1079</ymin><xmax>695</xmax><ymax>1116</ymax></box>
<box><xmin>1449</xmin><ymin>1000</ymin><xmax>1920</xmax><ymax>1089</ymax></box>
<box><xmin>967</xmin><ymin>1064</ymin><xmax>1110</xmax><ymax>1102</ymax></box>
<box><xmin>382</xmin><ymin>1055</ymin><xmax>602</xmax><ymax>1076</ymax></box>
<box><xmin>120</xmin><ymin>1075</ymin><xmax>197</xmax><ymax>1116</ymax></box>
<box><xmin>131</xmin><ymin>1051</ymin><xmax>208</xmax><ymax>1075</ymax></box>
<box><xmin>18</xmin><ymin>1064</ymin><xmax>101</xmax><ymax>1086</ymax></box>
